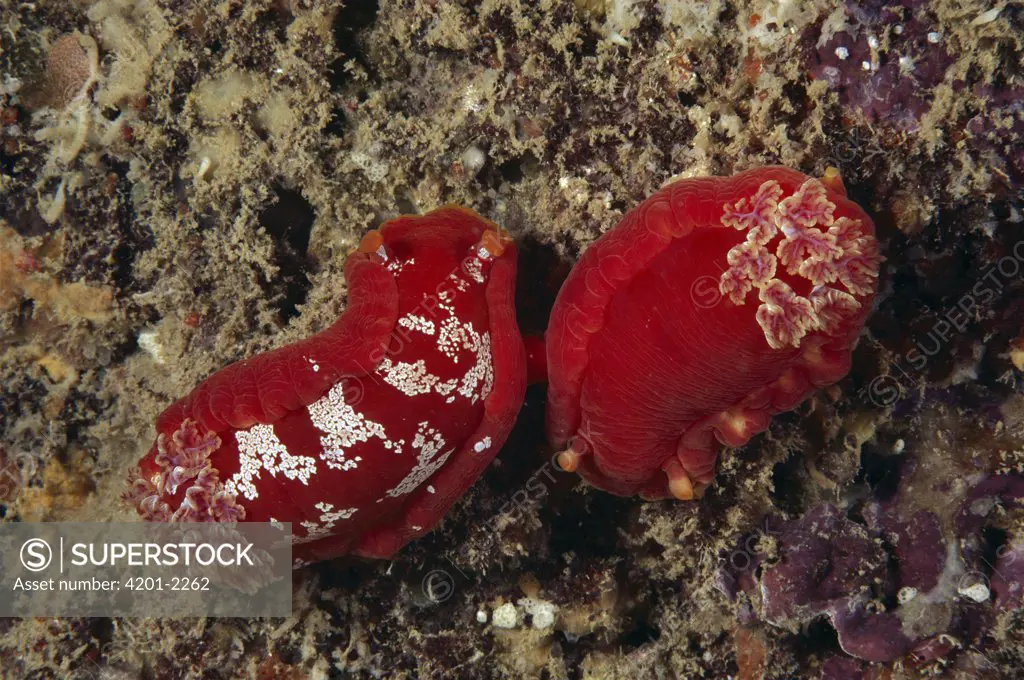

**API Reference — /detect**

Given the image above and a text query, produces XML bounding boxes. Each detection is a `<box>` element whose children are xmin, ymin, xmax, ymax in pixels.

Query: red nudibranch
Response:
<box><xmin>124</xmin><ymin>206</ymin><xmax>526</xmax><ymax>566</ymax></box>
<box><xmin>545</xmin><ymin>166</ymin><xmax>881</xmax><ymax>500</ymax></box>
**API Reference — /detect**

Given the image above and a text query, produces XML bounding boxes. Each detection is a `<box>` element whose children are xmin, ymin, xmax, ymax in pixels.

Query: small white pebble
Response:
<box><xmin>519</xmin><ymin>598</ymin><xmax>558</xmax><ymax>630</ymax></box>
<box><xmin>927</xmin><ymin>31</ymin><xmax>941</xmax><ymax>44</ymax></box>
<box><xmin>897</xmin><ymin>586</ymin><xmax>918</xmax><ymax>604</ymax></box>
<box><xmin>893</xmin><ymin>24</ymin><xmax>904</xmax><ymax>35</ymax></box>
<box><xmin>461</xmin><ymin>84</ymin><xmax>484</xmax><ymax>113</ymax></box>
<box><xmin>971</xmin><ymin>6</ymin><xmax>1002</xmax><ymax>26</ymax></box>
<box><xmin>861</xmin><ymin>60</ymin><xmax>872</xmax><ymax>71</ymax></box>
<box><xmin>893</xmin><ymin>438</ymin><xmax>906</xmax><ymax>454</ymax></box>
<box><xmin>138</xmin><ymin>329</ymin><xmax>166</xmax><ymax>365</ymax></box>
<box><xmin>476</xmin><ymin>609</ymin><xmax>488</xmax><ymax>624</ymax></box>
<box><xmin>491</xmin><ymin>603</ymin><xmax>519</xmax><ymax>629</ymax></box>
<box><xmin>426</xmin><ymin>485</ymin><xmax>436</xmax><ymax>494</ymax></box>
<box><xmin>195</xmin><ymin>156</ymin><xmax>212</xmax><ymax>181</ymax></box>
<box><xmin>867</xmin><ymin>35</ymin><xmax>879</xmax><ymax>49</ymax></box>
<box><xmin>958</xmin><ymin>580</ymin><xmax>990</xmax><ymax>603</ymax></box>
<box><xmin>460</xmin><ymin>145</ymin><xmax>487</xmax><ymax>176</ymax></box>
<box><xmin>532</xmin><ymin>609</ymin><xmax>555</xmax><ymax>630</ymax></box>
<box><xmin>0</xmin><ymin>74</ymin><xmax>22</xmax><ymax>96</ymax></box>
<box><xmin>834</xmin><ymin>46</ymin><xmax>849</xmax><ymax>60</ymax></box>
<box><xmin>606</xmin><ymin>31</ymin><xmax>629</xmax><ymax>47</ymax></box>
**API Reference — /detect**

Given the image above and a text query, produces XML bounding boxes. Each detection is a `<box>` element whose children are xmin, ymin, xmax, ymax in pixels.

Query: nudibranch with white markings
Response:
<box><xmin>124</xmin><ymin>206</ymin><xmax>526</xmax><ymax>566</ymax></box>
<box><xmin>545</xmin><ymin>166</ymin><xmax>881</xmax><ymax>501</ymax></box>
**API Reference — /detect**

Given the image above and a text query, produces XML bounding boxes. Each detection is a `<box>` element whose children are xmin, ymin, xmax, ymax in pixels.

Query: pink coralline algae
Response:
<box><xmin>721</xmin><ymin>463</ymin><xmax>1024</xmax><ymax>667</ymax></box>
<box><xmin>806</xmin><ymin>6</ymin><xmax>954</xmax><ymax>132</ymax></box>
<box><xmin>756</xmin><ymin>504</ymin><xmax>913</xmax><ymax>663</ymax></box>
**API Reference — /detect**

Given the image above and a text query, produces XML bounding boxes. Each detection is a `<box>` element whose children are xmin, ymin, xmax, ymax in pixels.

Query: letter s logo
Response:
<box><xmin>21</xmin><ymin>539</ymin><xmax>52</xmax><ymax>572</ymax></box>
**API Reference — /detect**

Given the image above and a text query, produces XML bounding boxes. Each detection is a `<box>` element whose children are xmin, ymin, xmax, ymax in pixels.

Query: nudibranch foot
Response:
<box><xmin>662</xmin><ymin>459</ymin><xmax>695</xmax><ymax>501</ymax></box>
<box><xmin>545</xmin><ymin>166</ymin><xmax>880</xmax><ymax>499</ymax></box>
<box><xmin>554</xmin><ymin>432</ymin><xmax>592</xmax><ymax>473</ymax></box>
<box><xmin>556</xmin><ymin>448</ymin><xmax>580</xmax><ymax>473</ymax></box>
<box><xmin>128</xmin><ymin>206</ymin><xmax>527</xmax><ymax>566</ymax></box>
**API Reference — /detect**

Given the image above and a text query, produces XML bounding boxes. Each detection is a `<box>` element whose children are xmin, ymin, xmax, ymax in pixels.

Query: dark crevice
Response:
<box><xmin>3</xmin><ymin>198</ymin><xmax>51</xmax><ymax>237</ymax></box>
<box><xmin>497</xmin><ymin>153</ymin><xmax>534</xmax><ymax>184</ymax></box>
<box><xmin>980</xmin><ymin>526</ymin><xmax>1009</xmax><ymax>580</ymax></box>
<box><xmin>544</xmin><ymin>494</ymin><xmax>632</xmax><ymax>559</ymax></box>
<box><xmin>617</xmin><ymin>616</ymin><xmax>660</xmax><ymax>648</ymax></box>
<box><xmin>856</xmin><ymin>445</ymin><xmax>904</xmax><ymax>503</ymax></box>
<box><xmin>770</xmin><ymin>452</ymin><xmax>805</xmax><ymax>515</ymax></box>
<box><xmin>677</xmin><ymin>90</ymin><xmax>699</xmax><ymax>108</ymax></box>
<box><xmin>88</xmin><ymin>618</ymin><xmax>114</xmax><ymax>650</ymax></box>
<box><xmin>108</xmin><ymin>158</ymin><xmax>150</xmax><ymax>293</ymax></box>
<box><xmin>323</xmin><ymin>106</ymin><xmax>347</xmax><ymax>137</ymax></box>
<box><xmin>329</xmin><ymin>0</ymin><xmax>380</xmax><ymax>91</ymax></box>
<box><xmin>514</xmin><ymin>235</ymin><xmax>571</xmax><ymax>335</ymax></box>
<box><xmin>792</xmin><ymin>616</ymin><xmax>842</xmax><ymax>659</ymax></box>
<box><xmin>568</xmin><ymin>30</ymin><xmax>599</xmax><ymax>60</ymax></box>
<box><xmin>259</xmin><ymin>2</ymin><xmax>294</xmax><ymax>43</ymax></box>
<box><xmin>394</xmin><ymin>189</ymin><xmax>417</xmax><ymax>215</ymax></box>
<box><xmin>259</xmin><ymin>187</ymin><xmax>316</xmax><ymax>323</ymax></box>
<box><xmin>58</xmin><ymin>387</ymin><xmax>105</xmax><ymax>448</ymax></box>
<box><xmin>58</xmin><ymin>158</ymin><xmax>151</xmax><ymax>291</ymax></box>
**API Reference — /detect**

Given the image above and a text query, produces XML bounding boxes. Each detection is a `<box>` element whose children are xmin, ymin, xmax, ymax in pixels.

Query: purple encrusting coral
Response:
<box><xmin>819</xmin><ymin>654</ymin><xmax>872</xmax><ymax>680</ymax></box>
<box><xmin>759</xmin><ymin>504</ymin><xmax>885</xmax><ymax>623</ymax></box>
<box><xmin>867</xmin><ymin>506</ymin><xmax>944</xmax><ymax>592</ymax></box>
<box><xmin>806</xmin><ymin>6</ymin><xmax>954</xmax><ymax>132</ymax></box>
<box><xmin>956</xmin><ymin>474</ymin><xmax>1024</xmax><ymax>610</ymax></box>
<box><xmin>752</xmin><ymin>503</ymin><xmax>914</xmax><ymax>663</ymax></box>
<box><xmin>992</xmin><ymin>542</ymin><xmax>1024</xmax><ymax>610</ymax></box>
<box><xmin>805</xmin><ymin>3</ymin><xmax>1023</xmax><ymax>184</ymax></box>
<box><xmin>722</xmin><ymin>461</ymin><xmax>1024</xmax><ymax>668</ymax></box>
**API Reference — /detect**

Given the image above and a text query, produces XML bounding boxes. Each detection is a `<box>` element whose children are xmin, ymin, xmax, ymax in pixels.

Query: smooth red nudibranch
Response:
<box><xmin>124</xmin><ymin>206</ymin><xmax>526</xmax><ymax>566</ymax></box>
<box><xmin>545</xmin><ymin>166</ymin><xmax>881</xmax><ymax>500</ymax></box>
